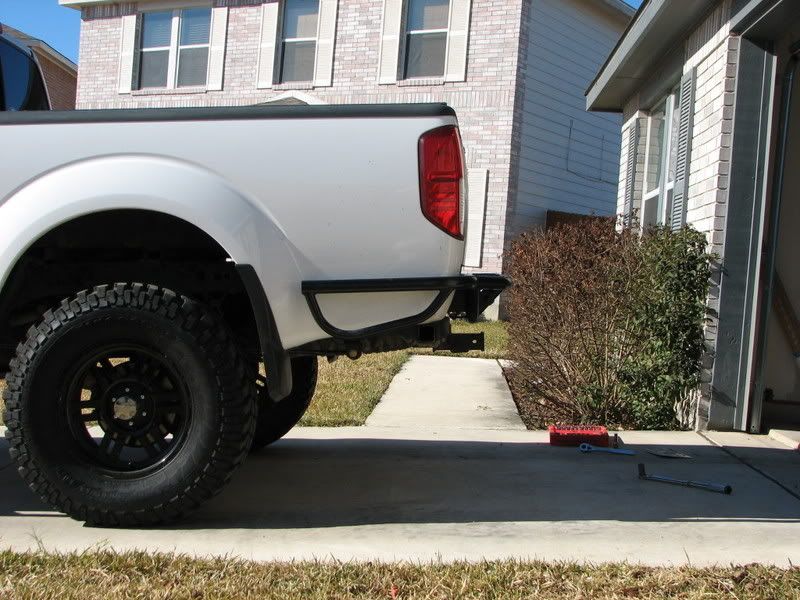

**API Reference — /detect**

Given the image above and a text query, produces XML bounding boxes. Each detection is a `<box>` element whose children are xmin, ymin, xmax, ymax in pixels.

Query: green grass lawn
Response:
<box><xmin>0</xmin><ymin>321</ymin><xmax>508</xmax><ymax>428</ymax></box>
<box><xmin>301</xmin><ymin>350</ymin><xmax>409</xmax><ymax>427</ymax></box>
<box><xmin>0</xmin><ymin>550</ymin><xmax>796</xmax><ymax>599</ymax></box>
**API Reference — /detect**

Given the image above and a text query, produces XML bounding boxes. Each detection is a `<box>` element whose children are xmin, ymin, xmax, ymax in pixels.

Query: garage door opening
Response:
<box><xmin>753</xmin><ymin>40</ymin><xmax>800</xmax><ymax>433</ymax></box>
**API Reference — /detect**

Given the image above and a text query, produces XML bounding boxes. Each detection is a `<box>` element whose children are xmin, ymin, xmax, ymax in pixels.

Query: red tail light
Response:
<box><xmin>418</xmin><ymin>125</ymin><xmax>464</xmax><ymax>239</ymax></box>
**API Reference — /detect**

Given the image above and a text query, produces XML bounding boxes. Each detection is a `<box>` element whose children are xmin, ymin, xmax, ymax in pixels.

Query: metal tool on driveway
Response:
<box><xmin>638</xmin><ymin>463</ymin><xmax>732</xmax><ymax>494</ymax></box>
<box><xmin>579</xmin><ymin>443</ymin><xmax>636</xmax><ymax>456</ymax></box>
<box><xmin>646</xmin><ymin>448</ymin><xmax>693</xmax><ymax>459</ymax></box>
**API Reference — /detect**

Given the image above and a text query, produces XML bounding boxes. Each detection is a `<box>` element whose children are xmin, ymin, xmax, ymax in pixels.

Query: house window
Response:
<box><xmin>641</xmin><ymin>87</ymin><xmax>680</xmax><ymax>228</ymax></box>
<box><xmin>403</xmin><ymin>0</ymin><xmax>450</xmax><ymax>79</ymax></box>
<box><xmin>138</xmin><ymin>7</ymin><xmax>211</xmax><ymax>89</ymax></box>
<box><xmin>280</xmin><ymin>0</ymin><xmax>319</xmax><ymax>83</ymax></box>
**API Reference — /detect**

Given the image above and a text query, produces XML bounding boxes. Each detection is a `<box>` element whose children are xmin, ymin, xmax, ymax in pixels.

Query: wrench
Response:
<box><xmin>579</xmin><ymin>443</ymin><xmax>636</xmax><ymax>456</ymax></box>
<box><xmin>638</xmin><ymin>463</ymin><xmax>732</xmax><ymax>494</ymax></box>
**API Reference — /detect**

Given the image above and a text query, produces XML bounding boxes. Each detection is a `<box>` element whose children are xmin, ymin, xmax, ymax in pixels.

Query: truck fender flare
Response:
<box><xmin>0</xmin><ymin>154</ymin><xmax>297</xmax><ymax>398</ymax></box>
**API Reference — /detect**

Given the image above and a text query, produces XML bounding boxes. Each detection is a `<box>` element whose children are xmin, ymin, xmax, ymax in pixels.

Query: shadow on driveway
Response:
<box><xmin>2</xmin><ymin>432</ymin><xmax>797</xmax><ymax>530</ymax></box>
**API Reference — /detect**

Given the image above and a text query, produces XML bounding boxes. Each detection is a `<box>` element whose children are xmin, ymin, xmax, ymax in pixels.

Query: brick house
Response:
<box><xmin>0</xmin><ymin>24</ymin><xmax>77</xmax><ymax>109</ymax></box>
<box><xmin>62</xmin><ymin>0</ymin><xmax>632</xmax><ymax>316</ymax></box>
<box><xmin>587</xmin><ymin>0</ymin><xmax>800</xmax><ymax>433</ymax></box>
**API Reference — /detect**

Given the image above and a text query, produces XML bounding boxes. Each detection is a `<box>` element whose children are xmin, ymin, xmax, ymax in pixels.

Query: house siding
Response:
<box><xmin>511</xmin><ymin>0</ymin><xmax>626</xmax><ymax>235</ymax></box>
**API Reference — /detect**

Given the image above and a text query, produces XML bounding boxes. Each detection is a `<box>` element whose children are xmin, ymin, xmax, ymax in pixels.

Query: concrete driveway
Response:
<box><xmin>2</xmin><ymin>427</ymin><xmax>799</xmax><ymax>566</ymax></box>
<box><xmin>1</xmin><ymin>356</ymin><xmax>799</xmax><ymax>566</ymax></box>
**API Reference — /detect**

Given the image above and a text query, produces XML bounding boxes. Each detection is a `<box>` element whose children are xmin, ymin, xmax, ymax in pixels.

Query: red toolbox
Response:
<box><xmin>548</xmin><ymin>425</ymin><xmax>609</xmax><ymax>447</ymax></box>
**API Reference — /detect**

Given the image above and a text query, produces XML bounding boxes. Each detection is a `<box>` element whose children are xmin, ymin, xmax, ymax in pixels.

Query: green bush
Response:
<box><xmin>506</xmin><ymin>219</ymin><xmax>711</xmax><ymax>430</ymax></box>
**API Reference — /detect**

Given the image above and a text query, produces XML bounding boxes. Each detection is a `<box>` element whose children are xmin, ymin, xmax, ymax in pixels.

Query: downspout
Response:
<box><xmin>748</xmin><ymin>42</ymin><xmax>800</xmax><ymax>431</ymax></box>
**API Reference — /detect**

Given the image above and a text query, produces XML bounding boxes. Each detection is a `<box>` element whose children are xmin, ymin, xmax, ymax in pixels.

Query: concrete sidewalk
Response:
<box><xmin>1</xmin><ymin>426</ymin><xmax>799</xmax><ymax>566</ymax></box>
<box><xmin>366</xmin><ymin>355</ymin><xmax>525</xmax><ymax>430</ymax></box>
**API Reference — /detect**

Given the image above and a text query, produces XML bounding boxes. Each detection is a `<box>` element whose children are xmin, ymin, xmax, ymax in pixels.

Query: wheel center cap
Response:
<box><xmin>112</xmin><ymin>396</ymin><xmax>138</xmax><ymax>421</ymax></box>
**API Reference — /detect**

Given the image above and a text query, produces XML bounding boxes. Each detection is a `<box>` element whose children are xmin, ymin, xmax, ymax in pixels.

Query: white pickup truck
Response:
<box><xmin>0</xmin><ymin>31</ymin><xmax>508</xmax><ymax>526</ymax></box>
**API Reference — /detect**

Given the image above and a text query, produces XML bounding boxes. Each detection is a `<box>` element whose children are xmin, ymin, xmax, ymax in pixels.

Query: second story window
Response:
<box><xmin>377</xmin><ymin>0</ymin><xmax>469</xmax><ymax>85</ymax></box>
<box><xmin>255</xmin><ymin>0</ymin><xmax>338</xmax><ymax>90</ymax></box>
<box><xmin>280</xmin><ymin>0</ymin><xmax>319</xmax><ymax>83</ymax></box>
<box><xmin>138</xmin><ymin>8</ymin><xmax>212</xmax><ymax>89</ymax></box>
<box><xmin>404</xmin><ymin>0</ymin><xmax>450</xmax><ymax>79</ymax></box>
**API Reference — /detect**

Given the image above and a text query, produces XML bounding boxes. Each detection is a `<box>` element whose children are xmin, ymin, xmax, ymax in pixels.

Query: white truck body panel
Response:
<box><xmin>0</xmin><ymin>108</ymin><xmax>464</xmax><ymax>349</ymax></box>
<box><xmin>0</xmin><ymin>32</ymin><xmax>512</xmax><ymax>526</ymax></box>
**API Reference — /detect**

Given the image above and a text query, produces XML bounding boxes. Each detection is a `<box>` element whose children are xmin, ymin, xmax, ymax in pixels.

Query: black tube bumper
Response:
<box><xmin>446</xmin><ymin>273</ymin><xmax>510</xmax><ymax>321</ymax></box>
<box><xmin>301</xmin><ymin>274</ymin><xmax>510</xmax><ymax>340</ymax></box>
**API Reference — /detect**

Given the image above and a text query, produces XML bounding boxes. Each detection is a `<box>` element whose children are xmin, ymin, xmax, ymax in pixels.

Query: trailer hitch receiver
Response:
<box><xmin>438</xmin><ymin>332</ymin><xmax>484</xmax><ymax>353</ymax></box>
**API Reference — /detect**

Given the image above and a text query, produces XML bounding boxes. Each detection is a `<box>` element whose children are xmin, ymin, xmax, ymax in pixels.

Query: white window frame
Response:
<box><xmin>278</xmin><ymin>0</ymin><xmax>320</xmax><ymax>84</ymax></box>
<box><xmin>641</xmin><ymin>87</ymin><xmax>679</xmax><ymax>230</ymax></box>
<box><xmin>137</xmin><ymin>7</ymin><xmax>212</xmax><ymax>90</ymax></box>
<box><xmin>402</xmin><ymin>0</ymin><xmax>451</xmax><ymax>80</ymax></box>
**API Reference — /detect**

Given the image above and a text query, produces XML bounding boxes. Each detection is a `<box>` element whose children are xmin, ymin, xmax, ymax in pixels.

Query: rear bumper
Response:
<box><xmin>301</xmin><ymin>274</ymin><xmax>510</xmax><ymax>341</ymax></box>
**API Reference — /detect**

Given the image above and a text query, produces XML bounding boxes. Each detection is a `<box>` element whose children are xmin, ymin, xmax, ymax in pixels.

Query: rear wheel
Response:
<box><xmin>251</xmin><ymin>356</ymin><xmax>317</xmax><ymax>451</ymax></box>
<box><xmin>2</xmin><ymin>283</ymin><xmax>256</xmax><ymax>526</ymax></box>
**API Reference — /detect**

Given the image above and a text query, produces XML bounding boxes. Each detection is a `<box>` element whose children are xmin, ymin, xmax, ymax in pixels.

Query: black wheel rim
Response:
<box><xmin>64</xmin><ymin>345</ymin><xmax>191</xmax><ymax>476</ymax></box>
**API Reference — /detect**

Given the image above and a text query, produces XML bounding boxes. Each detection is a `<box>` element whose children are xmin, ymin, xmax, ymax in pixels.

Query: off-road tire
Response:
<box><xmin>2</xmin><ymin>283</ymin><xmax>257</xmax><ymax>527</ymax></box>
<box><xmin>251</xmin><ymin>356</ymin><xmax>317</xmax><ymax>451</ymax></box>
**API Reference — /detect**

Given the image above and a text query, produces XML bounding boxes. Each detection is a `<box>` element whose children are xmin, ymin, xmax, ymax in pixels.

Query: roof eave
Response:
<box><xmin>0</xmin><ymin>24</ymin><xmax>77</xmax><ymax>73</ymax></box>
<box><xmin>599</xmin><ymin>0</ymin><xmax>636</xmax><ymax>19</ymax></box>
<box><xmin>30</xmin><ymin>42</ymin><xmax>78</xmax><ymax>74</ymax></box>
<box><xmin>586</xmin><ymin>0</ymin><xmax>720</xmax><ymax>112</ymax></box>
<box><xmin>59</xmin><ymin>0</ymin><xmax>102</xmax><ymax>8</ymax></box>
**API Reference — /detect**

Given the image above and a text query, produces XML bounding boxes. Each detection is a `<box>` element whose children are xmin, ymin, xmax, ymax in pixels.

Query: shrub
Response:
<box><xmin>506</xmin><ymin>219</ymin><xmax>711</xmax><ymax>430</ymax></box>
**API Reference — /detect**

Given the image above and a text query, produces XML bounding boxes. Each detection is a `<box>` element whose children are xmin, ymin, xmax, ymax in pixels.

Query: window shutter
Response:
<box><xmin>464</xmin><ymin>169</ymin><xmax>488</xmax><ymax>268</ymax></box>
<box><xmin>313</xmin><ymin>0</ymin><xmax>338</xmax><ymax>87</ymax></box>
<box><xmin>118</xmin><ymin>14</ymin><xmax>139</xmax><ymax>94</ymax></box>
<box><xmin>623</xmin><ymin>121</ymin><xmax>639</xmax><ymax>225</ymax></box>
<box><xmin>377</xmin><ymin>0</ymin><xmax>403</xmax><ymax>84</ymax></box>
<box><xmin>206</xmin><ymin>6</ymin><xmax>228</xmax><ymax>91</ymax></box>
<box><xmin>444</xmin><ymin>0</ymin><xmax>472</xmax><ymax>82</ymax></box>
<box><xmin>671</xmin><ymin>69</ymin><xmax>697</xmax><ymax>231</ymax></box>
<box><xmin>130</xmin><ymin>16</ymin><xmax>142</xmax><ymax>91</ymax></box>
<box><xmin>256</xmin><ymin>2</ymin><xmax>280</xmax><ymax>89</ymax></box>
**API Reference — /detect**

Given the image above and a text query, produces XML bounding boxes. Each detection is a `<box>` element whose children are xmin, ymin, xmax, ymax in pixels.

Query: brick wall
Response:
<box><xmin>683</xmin><ymin>2</ymin><xmax>736</xmax><ymax>428</ymax></box>
<box><xmin>35</xmin><ymin>52</ymin><xmax>77</xmax><ymax>110</ymax></box>
<box><xmin>76</xmin><ymin>0</ymin><xmax>525</xmax><ymax>275</ymax></box>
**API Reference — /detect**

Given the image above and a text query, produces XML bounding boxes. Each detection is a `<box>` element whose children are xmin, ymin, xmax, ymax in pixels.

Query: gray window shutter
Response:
<box><xmin>670</xmin><ymin>69</ymin><xmax>697</xmax><ymax>231</ymax></box>
<box><xmin>313</xmin><ymin>0</ymin><xmax>338</xmax><ymax>87</ymax></box>
<box><xmin>207</xmin><ymin>7</ymin><xmax>228</xmax><ymax>91</ymax></box>
<box><xmin>623</xmin><ymin>121</ymin><xmax>639</xmax><ymax>225</ymax></box>
<box><xmin>130</xmin><ymin>16</ymin><xmax>142</xmax><ymax>91</ymax></box>
<box><xmin>377</xmin><ymin>0</ymin><xmax>403</xmax><ymax>84</ymax></box>
<box><xmin>444</xmin><ymin>0</ymin><xmax>472</xmax><ymax>82</ymax></box>
<box><xmin>118</xmin><ymin>14</ymin><xmax>139</xmax><ymax>93</ymax></box>
<box><xmin>256</xmin><ymin>2</ymin><xmax>280</xmax><ymax>89</ymax></box>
